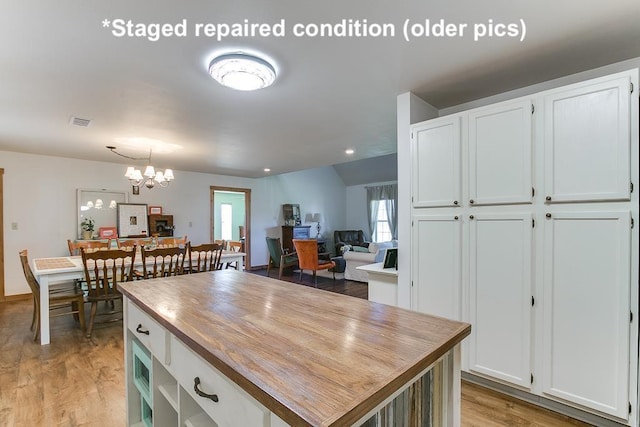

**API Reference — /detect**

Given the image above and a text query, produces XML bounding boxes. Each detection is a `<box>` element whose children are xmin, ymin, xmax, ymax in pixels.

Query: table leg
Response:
<box><xmin>39</xmin><ymin>275</ymin><xmax>50</xmax><ymax>345</ymax></box>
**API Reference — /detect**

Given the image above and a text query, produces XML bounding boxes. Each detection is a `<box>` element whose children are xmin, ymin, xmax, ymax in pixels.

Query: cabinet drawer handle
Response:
<box><xmin>194</xmin><ymin>377</ymin><xmax>219</xmax><ymax>402</ymax></box>
<box><xmin>136</xmin><ymin>324</ymin><xmax>149</xmax><ymax>335</ymax></box>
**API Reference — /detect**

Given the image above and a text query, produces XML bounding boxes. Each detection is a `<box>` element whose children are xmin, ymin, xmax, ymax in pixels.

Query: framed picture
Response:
<box><xmin>132</xmin><ymin>185</ymin><xmax>140</xmax><ymax>195</ymax></box>
<box><xmin>117</xmin><ymin>203</ymin><xmax>149</xmax><ymax>237</ymax></box>
<box><xmin>98</xmin><ymin>227</ymin><xmax>117</xmax><ymax>239</ymax></box>
<box><xmin>149</xmin><ymin>206</ymin><xmax>163</xmax><ymax>215</ymax></box>
<box><xmin>383</xmin><ymin>248</ymin><xmax>398</xmax><ymax>270</ymax></box>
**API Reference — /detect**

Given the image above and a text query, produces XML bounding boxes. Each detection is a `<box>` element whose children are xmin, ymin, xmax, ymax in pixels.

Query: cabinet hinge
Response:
<box><xmin>631</xmin><ymin>311</ymin><xmax>633</xmax><ymax>323</ymax></box>
<box><xmin>629</xmin><ymin>402</ymin><xmax>632</xmax><ymax>415</ymax></box>
<box><xmin>632</xmin><ymin>218</ymin><xmax>635</xmax><ymax>229</ymax></box>
<box><xmin>411</xmin><ymin>132</ymin><xmax>414</xmax><ymax>140</ymax></box>
<box><xmin>631</xmin><ymin>82</ymin><xmax>634</xmax><ymax>94</ymax></box>
<box><xmin>532</xmin><ymin>218</ymin><xmax>535</xmax><ymax>228</ymax></box>
<box><xmin>532</xmin><ymin>187</ymin><xmax>535</xmax><ymax>198</ymax></box>
<box><xmin>531</xmin><ymin>104</ymin><xmax>535</xmax><ymax>114</ymax></box>
<box><xmin>411</xmin><ymin>281</ymin><xmax>414</xmax><ymax>287</ymax></box>
<box><xmin>531</xmin><ymin>296</ymin><xmax>535</xmax><ymax>306</ymax></box>
<box><xmin>631</xmin><ymin>182</ymin><xmax>634</xmax><ymax>193</ymax></box>
<box><xmin>531</xmin><ymin>373</ymin><xmax>534</xmax><ymax>384</ymax></box>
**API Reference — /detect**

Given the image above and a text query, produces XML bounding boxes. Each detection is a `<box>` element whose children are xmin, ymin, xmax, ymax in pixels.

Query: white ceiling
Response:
<box><xmin>1</xmin><ymin>1</ymin><xmax>639</xmax><ymax>178</ymax></box>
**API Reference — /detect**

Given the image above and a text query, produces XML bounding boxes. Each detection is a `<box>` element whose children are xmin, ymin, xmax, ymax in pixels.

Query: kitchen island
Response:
<box><xmin>119</xmin><ymin>270</ymin><xmax>470</xmax><ymax>426</ymax></box>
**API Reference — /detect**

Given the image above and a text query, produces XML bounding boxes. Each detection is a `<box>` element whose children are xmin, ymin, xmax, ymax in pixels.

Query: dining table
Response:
<box><xmin>31</xmin><ymin>250</ymin><xmax>245</xmax><ymax>345</ymax></box>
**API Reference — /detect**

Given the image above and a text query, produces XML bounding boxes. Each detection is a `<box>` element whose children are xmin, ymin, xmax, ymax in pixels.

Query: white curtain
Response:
<box><xmin>365</xmin><ymin>184</ymin><xmax>398</xmax><ymax>240</ymax></box>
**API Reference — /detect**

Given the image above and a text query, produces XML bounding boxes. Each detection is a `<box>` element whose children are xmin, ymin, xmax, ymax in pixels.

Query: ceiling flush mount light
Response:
<box><xmin>106</xmin><ymin>146</ymin><xmax>174</xmax><ymax>190</ymax></box>
<box><xmin>208</xmin><ymin>53</ymin><xmax>276</xmax><ymax>91</ymax></box>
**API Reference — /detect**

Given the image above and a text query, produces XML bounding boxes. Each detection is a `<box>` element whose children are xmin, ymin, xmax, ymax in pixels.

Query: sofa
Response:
<box><xmin>334</xmin><ymin>230</ymin><xmax>370</xmax><ymax>255</ymax></box>
<box><xmin>343</xmin><ymin>240</ymin><xmax>397</xmax><ymax>282</ymax></box>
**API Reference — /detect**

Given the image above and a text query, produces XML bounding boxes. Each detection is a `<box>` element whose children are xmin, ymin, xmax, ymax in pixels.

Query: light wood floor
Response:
<box><xmin>1</xmin><ymin>295</ymin><xmax>592</xmax><ymax>426</ymax></box>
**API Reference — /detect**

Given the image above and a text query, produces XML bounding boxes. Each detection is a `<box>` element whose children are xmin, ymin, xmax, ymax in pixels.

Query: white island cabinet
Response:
<box><xmin>120</xmin><ymin>269</ymin><xmax>471</xmax><ymax>427</ymax></box>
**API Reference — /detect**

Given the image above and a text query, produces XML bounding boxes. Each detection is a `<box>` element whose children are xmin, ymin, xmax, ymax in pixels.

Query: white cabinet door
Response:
<box><xmin>468</xmin><ymin>100</ymin><xmax>533</xmax><ymax>206</ymax></box>
<box><xmin>544</xmin><ymin>74</ymin><xmax>631</xmax><ymax>203</ymax></box>
<box><xmin>542</xmin><ymin>211</ymin><xmax>631</xmax><ymax>419</ymax></box>
<box><xmin>411</xmin><ymin>115</ymin><xmax>462</xmax><ymax>208</ymax></box>
<box><xmin>468</xmin><ymin>213</ymin><xmax>533</xmax><ymax>388</ymax></box>
<box><xmin>412</xmin><ymin>214</ymin><xmax>462</xmax><ymax>320</ymax></box>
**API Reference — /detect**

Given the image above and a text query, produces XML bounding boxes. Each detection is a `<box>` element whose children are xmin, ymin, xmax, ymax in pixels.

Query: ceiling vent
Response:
<box><xmin>69</xmin><ymin>116</ymin><xmax>91</xmax><ymax>127</ymax></box>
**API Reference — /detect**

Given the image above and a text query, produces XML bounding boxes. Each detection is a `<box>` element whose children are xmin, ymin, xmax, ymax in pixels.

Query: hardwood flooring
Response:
<box><xmin>0</xmin><ymin>271</ymin><xmax>592</xmax><ymax>426</ymax></box>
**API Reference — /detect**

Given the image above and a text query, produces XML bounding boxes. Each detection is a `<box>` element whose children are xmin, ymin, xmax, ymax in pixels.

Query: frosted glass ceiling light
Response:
<box><xmin>208</xmin><ymin>53</ymin><xmax>276</xmax><ymax>91</ymax></box>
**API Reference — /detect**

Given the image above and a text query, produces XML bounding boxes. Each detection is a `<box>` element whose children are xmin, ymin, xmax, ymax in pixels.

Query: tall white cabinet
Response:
<box><xmin>409</xmin><ymin>69</ymin><xmax>638</xmax><ymax>425</ymax></box>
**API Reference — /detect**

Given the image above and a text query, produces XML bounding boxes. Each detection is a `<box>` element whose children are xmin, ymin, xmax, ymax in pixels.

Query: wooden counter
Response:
<box><xmin>119</xmin><ymin>270</ymin><xmax>470</xmax><ymax>426</ymax></box>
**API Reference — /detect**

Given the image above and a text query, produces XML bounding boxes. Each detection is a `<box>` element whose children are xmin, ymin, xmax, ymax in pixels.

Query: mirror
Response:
<box><xmin>77</xmin><ymin>188</ymin><xmax>128</xmax><ymax>239</ymax></box>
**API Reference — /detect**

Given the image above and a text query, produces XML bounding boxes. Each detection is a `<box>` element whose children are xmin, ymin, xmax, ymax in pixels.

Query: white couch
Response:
<box><xmin>343</xmin><ymin>241</ymin><xmax>397</xmax><ymax>282</ymax></box>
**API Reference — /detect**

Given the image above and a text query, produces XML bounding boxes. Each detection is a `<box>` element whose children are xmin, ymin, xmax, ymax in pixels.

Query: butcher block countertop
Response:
<box><xmin>118</xmin><ymin>270</ymin><xmax>471</xmax><ymax>426</ymax></box>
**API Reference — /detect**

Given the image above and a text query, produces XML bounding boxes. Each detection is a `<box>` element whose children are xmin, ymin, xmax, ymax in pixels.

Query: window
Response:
<box><xmin>220</xmin><ymin>203</ymin><xmax>232</xmax><ymax>240</ymax></box>
<box><xmin>374</xmin><ymin>201</ymin><xmax>392</xmax><ymax>242</ymax></box>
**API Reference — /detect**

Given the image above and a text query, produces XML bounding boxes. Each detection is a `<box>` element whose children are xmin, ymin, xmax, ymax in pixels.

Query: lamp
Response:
<box><xmin>208</xmin><ymin>53</ymin><xmax>276</xmax><ymax>91</ymax></box>
<box><xmin>306</xmin><ymin>213</ymin><xmax>322</xmax><ymax>238</ymax></box>
<box><xmin>106</xmin><ymin>146</ymin><xmax>174</xmax><ymax>189</ymax></box>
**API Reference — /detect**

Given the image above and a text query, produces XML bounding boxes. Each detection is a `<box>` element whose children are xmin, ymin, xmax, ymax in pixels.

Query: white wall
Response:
<box><xmin>259</xmin><ymin>165</ymin><xmax>347</xmax><ymax>259</ymax></box>
<box><xmin>0</xmin><ymin>150</ymin><xmax>347</xmax><ymax>296</ymax></box>
<box><xmin>345</xmin><ymin>180</ymin><xmax>397</xmax><ymax>242</ymax></box>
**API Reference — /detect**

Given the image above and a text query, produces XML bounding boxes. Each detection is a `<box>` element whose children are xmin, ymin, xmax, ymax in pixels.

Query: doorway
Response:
<box><xmin>210</xmin><ymin>186</ymin><xmax>251</xmax><ymax>269</ymax></box>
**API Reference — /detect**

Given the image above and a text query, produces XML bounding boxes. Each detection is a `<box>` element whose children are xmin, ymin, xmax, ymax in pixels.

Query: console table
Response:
<box><xmin>119</xmin><ymin>270</ymin><xmax>470</xmax><ymax>426</ymax></box>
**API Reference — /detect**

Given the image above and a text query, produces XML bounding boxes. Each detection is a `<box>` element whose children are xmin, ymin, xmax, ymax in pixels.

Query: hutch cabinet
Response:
<box><xmin>281</xmin><ymin>225</ymin><xmax>310</xmax><ymax>254</ymax></box>
<box><xmin>148</xmin><ymin>215</ymin><xmax>174</xmax><ymax>237</ymax></box>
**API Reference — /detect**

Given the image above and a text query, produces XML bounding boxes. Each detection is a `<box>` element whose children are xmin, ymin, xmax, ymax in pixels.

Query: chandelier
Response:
<box><xmin>106</xmin><ymin>146</ymin><xmax>174</xmax><ymax>189</ymax></box>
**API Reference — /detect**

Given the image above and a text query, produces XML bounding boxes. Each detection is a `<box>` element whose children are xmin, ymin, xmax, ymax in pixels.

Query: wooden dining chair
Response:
<box><xmin>213</xmin><ymin>239</ymin><xmax>227</xmax><ymax>250</ymax></box>
<box><xmin>20</xmin><ymin>250</ymin><xmax>86</xmax><ymax>341</ymax></box>
<box><xmin>68</xmin><ymin>239</ymin><xmax>111</xmax><ymax>256</ymax></box>
<box><xmin>141</xmin><ymin>246</ymin><xmax>187</xmax><ymax>278</ymax></box>
<box><xmin>159</xmin><ymin>235</ymin><xmax>188</xmax><ymax>247</ymax></box>
<box><xmin>81</xmin><ymin>247</ymin><xmax>136</xmax><ymax>338</ymax></box>
<box><xmin>225</xmin><ymin>240</ymin><xmax>243</xmax><ymax>269</ymax></box>
<box><xmin>292</xmin><ymin>239</ymin><xmax>336</xmax><ymax>286</ymax></box>
<box><xmin>187</xmin><ymin>243</ymin><xmax>223</xmax><ymax>273</ymax></box>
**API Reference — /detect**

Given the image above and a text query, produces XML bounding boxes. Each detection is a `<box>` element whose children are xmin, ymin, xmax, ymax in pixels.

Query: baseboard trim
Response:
<box><xmin>462</xmin><ymin>373</ymin><xmax>628</xmax><ymax>427</ymax></box>
<box><xmin>2</xmin><ymin>293</ymin><xmax>31</xmax><ymax>302</ymax></box>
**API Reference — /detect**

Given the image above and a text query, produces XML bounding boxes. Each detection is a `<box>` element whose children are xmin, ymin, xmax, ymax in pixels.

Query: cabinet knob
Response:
<box><xmin>469</xmin><ymin>215</ymin><xmax>475</xmax><ymax>220</ymax></box>
<box><xmin>453</xmin><ymin>200</ymin><xmax>459</xmax><ymax>205</ymax></box>
<box><xmin>469</xmin><ymin>199</ymin><xmax>475</xmax><ymax>204</ymax></box>
<box><xmin>546</xmin><ymin>213</ymin><xmax>552</xmax><ymax>218</ymax></box>
<box><xmin>194</xmin><ymin>377</ymin><xmax>219</xmax><ymax>402</ymax></box>
<box><xmin>454</xmin><ymin>216</ymin><xmax>459</xmax><ymax>220</ymax></box>
<box><xmin>545</xmin><ymin>196</ymin><xmax>552</xmax><ymax>201</ymax></box>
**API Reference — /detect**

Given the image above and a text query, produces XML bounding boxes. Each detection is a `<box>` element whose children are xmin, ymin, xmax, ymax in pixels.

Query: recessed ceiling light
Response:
<box><xmin>208</xmin><ymin>53</ymin><xmax>276</xmax><ymax>91</ymax></box>
<box><xmin>264</xmin><ymin>168</ymin><xmax>271</xmax><ymax>172</ymax></box>
<box><xmin>345</xmin><ymin>149</ymin><xmax>355</xmax><ymax>155</ymax></box>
